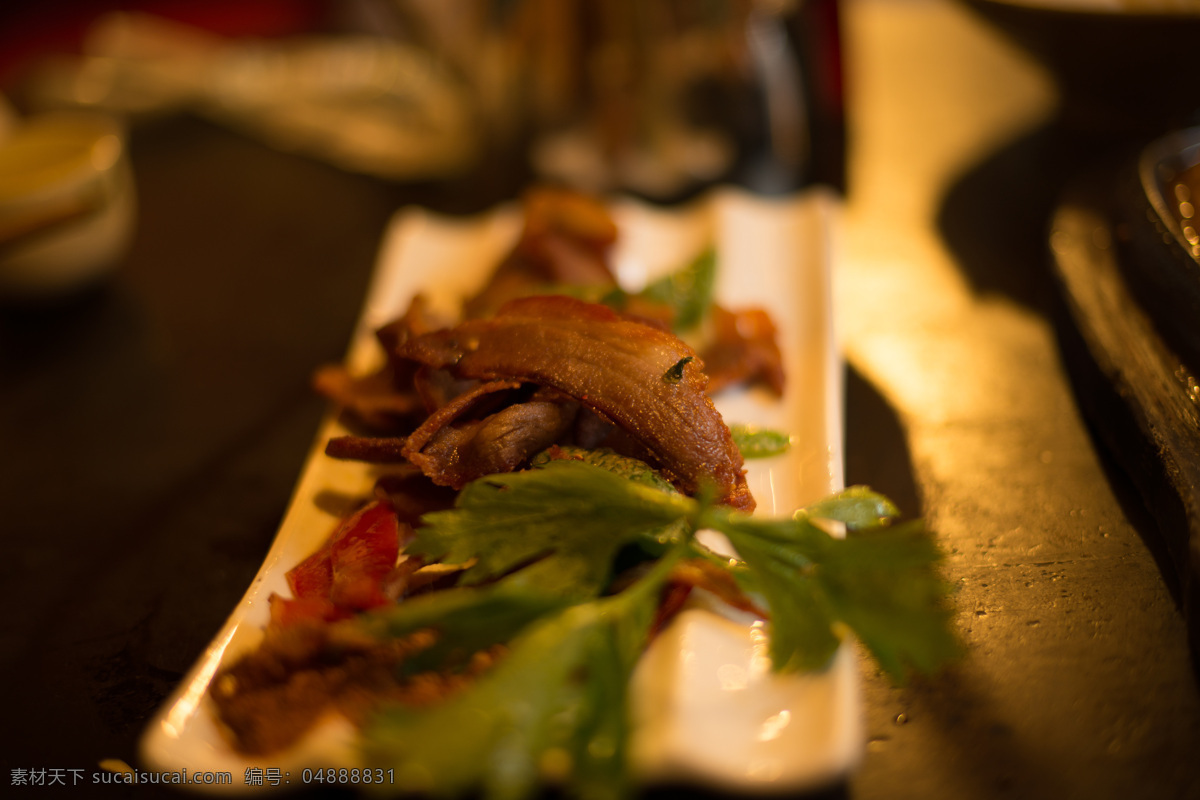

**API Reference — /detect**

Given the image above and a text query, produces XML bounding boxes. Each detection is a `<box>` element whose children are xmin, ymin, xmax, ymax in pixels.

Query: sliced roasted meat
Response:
<box><xmin>396</xmin><ymin>295</ymin><xmax>754</xmax><ymax>510</ymax></box>
<box><xmin>464</xmin><ymin>188</ymin><xmax>619</xmax><ymax>318</ymax></box>
<box><xmin>325</xmin><ymin>435</ymin><xmax>408</xmax><ymax>463</ymax></box>
<box><xmin>311</xmin><ymin>365</ymin><xmax>425</xmax><ymax>433</ymax></box>
<box><xmin>314</xmin><ymin>295</ymin><xmax>451</xmax><ymax>433</ymax></box>
<box><xmin>700</xmin><ymin>305</ymin><xmax>786</xmax><ymax>397</ymax></box>
<box><xmin>372</xmin><ymin>468</ymin><xmax>460</xmax><ymax>527</ymax></box>
<box><xmin>374</xmin><ymin>294</ymin><xmax>445</xmax><ymax>359</ymax></box>
<box><xmin>402</xmin><ymin>380</ymin><xmax>579</xmax><ymax>489</ymax></box>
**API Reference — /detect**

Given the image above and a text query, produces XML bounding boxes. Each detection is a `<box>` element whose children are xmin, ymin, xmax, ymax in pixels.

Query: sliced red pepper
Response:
<box><xmin>279</xmin><ymin>499</ymin><xmax>407</xmax><ymax>624</ymax></box>
<box><xmin>328</xmin><ymin>500</ymin><xmax>405</xmax><ymax>611</ymax></box>
<box><xmin>286</xmin><ymin>538</ymin><xmax>334</xmax><ymax>600</ymax></box>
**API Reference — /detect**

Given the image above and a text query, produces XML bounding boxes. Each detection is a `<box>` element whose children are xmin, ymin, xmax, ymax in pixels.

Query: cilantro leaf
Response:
<box><xmin>714</xmin><ymin>504</ymin><xmax>961</xmax><ymax>682</ymax></box>
<box><xmin>690</xmin><ymin>511</ymin><xmax>834</xmax><ymax>668</ymax></box>
<box><xmin>800</xmin><ymin>485</ymin><xmax>900</xmax><ymax>530</ymax></box>
<box><xmin>729</xmin><ymin>424</ymin><xmax>792</xmax><ymax>459</ymax></box>
<box><xmin>411</xmin><ymin>461</ymin><xmax>693</xmax><ymax>601</ymax></box>
<box><xmin>361</xmin><ymin>547</ymin><xmax>680</xmax><ymax>800</ymax></box>
<box><xmin>352</xmin><ymin>463</ymin><xmax>958</xmax><ymax>800</ymax></box>
<box><xmin>639</xmin><ymin>247</ymin><xmax>716</xmax><ymax>332</ymax></box>
<box><xmin>412</xmin><ymin>463</ymin><xmax>958</xmax><ymax>682</ymax></box>
<box><xmin>507</xmin><ymin>247</ymin><xmax>715</xmax><ymax>335</ymax></box>
<box><xmin>358</xmin><ymin>585</ymin><xmax>568</xmax><ymax>677</ymax></box>
<box><xmin>812</xmin><ymin>520</ymin><xmax>962</xmax><ymax>678</ymax></box>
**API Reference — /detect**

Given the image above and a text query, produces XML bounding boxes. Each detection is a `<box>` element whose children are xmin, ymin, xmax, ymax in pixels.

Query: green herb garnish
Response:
<box><xmin>536</xmin><ymin>247</ymin><xmax>717</xmax><ymax>334</ymax></box>
<box><xmin>662</xmin><ymin>356</ymin><xmax>694</xmax><ymax>384</ymax></box>
<box><xmin>638</xmin><ymin>247</ymin><xmax>716</xmax><ymax>332</ymax></box>
<box><xmin>529</xmin><ymin>446</ymin><xmax>678</xmax><ymax>494</ymax></box>
<box><xmin>360</xmin><ymin>461</ymin><xmax>959</xmax><ymax>800</ymax></box>
<box><xmin>730</xmin><ymin>424</ymin><xmax>792</xmax><ymax>458</ymax></box>
<box><xmin>363</xmin><ymin>544</ymin><xmax>681</xmax><ymax>800</ymax></box>
<box><xmin>410</xmin><ymin>462</ymin><xmax>691</xmax><ymax>602</ymax></box>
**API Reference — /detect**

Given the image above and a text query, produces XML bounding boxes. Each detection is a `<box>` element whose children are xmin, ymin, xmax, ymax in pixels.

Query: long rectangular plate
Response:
<box><xmin>139</xmin><ymin>186</ymin><xmax>858</xmax><ymax>794</ymax></box>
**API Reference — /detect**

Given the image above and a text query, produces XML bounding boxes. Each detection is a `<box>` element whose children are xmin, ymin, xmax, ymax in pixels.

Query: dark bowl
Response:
<box><xmin>1118</xmin><ymin>125</ymin><xmax>1200</xmax><ymax>373</ymax></box>
<box><xmin>961</xmin><ymin>1</ymin><xmax>1200</xmax><ymax>137</ymax></box>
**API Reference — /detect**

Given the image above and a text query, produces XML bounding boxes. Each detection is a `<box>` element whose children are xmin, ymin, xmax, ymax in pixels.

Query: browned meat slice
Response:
<box><xmin>403</xmin><ymin>380</ymin><xmax>579</xmax><ymax>489</ymax></box>
<box><xmin>325</xmin><ymin>435</ymin><xmax>408</xmax><ymax>463</ymax></box>
<box><xmin>314</xmin><ymin>295</ymin><xmax>452</xmax><ymax>433</ymax></box>
<box><xmin>311</xmin><ymin>365</ymin><xmax>425</xmax><ymax>432</ymax></box>
<box><xmin>372</xmin><ymin>468</ymin><xmax>460</xmax><ymax>527</ymax></box>
<box><xmin>464</xmin><ymin>187</ymin><xmax>619</xmax><ymax>318</ymax></box>
<box><xmin>700</xmin><ymin>305</ymin><xmax>786</xmax><ymax>397</ymax></box>
<box><xmin>396</xmin><ymin>295</ymin><xmax>753</xmax><ymax>510</ymax></box>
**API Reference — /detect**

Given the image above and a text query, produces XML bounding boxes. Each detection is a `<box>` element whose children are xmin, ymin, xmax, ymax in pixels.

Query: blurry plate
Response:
<box><xmin>139</xmin><ymin>186</ymin><xmax>855</xmax><ymax>793</ymax></box>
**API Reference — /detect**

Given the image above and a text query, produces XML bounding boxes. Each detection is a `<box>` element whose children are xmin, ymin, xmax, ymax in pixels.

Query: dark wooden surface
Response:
<box><xmin>0</xmin><ymin>113</ymin><xmax>407</xmax><ymax>778</ymax></box>
<box><xmin>2</xmin><ymin>2</ymin><xmax>1200</xmax><ymax>799</ymax></box>
<box><xmin>1050</xmin><ymin>171</ymin><xmax>1200</xmax><ymax>675</ymax></box>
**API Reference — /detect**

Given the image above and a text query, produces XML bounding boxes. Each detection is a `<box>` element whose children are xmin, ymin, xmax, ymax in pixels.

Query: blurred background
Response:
<box><xmin>0</xmin><ymin>0</ymin><xmax>846</xmax><ymax>202</ymax></box>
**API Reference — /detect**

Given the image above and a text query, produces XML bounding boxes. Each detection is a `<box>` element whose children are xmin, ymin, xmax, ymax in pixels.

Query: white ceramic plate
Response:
<box><xmin>139</xmin><ymin>186</ymin><xmax>857</xmax><ymax>794</ymax></box>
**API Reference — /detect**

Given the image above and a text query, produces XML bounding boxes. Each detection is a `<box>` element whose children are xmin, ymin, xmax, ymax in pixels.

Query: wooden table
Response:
<box><xmin>2</xmin><ymin>1</ymin><xmax>1198</xmax><ymax>798</ymax></box>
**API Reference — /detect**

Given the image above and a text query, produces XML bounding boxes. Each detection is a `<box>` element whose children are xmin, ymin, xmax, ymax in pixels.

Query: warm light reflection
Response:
<box><xmin>758</xmin><ymin>709</ymin><xmax>792</xmax><ymax>742</ymax></box>
<box><xmin>90</xmin><ymin>133</ymin><xmax>121</xmax><ymax>172</ymax></box>
<box><xmin>717</xmin><ymin>663</ymin><xmax>749</xmax><ymax>691</ymax></box>
<box><xmin>745</xmin><ymin>758</ymin><xmax>783</xmax><ymax>782</ymax></box>
<box><xmin>1169</xmin><ymin>163</ymin><xmax>1200</xmax><ymax>259</ymax></box>
<box><xmin>748</xmin><ymin>620</ymin><xmax>773</xmax><ymax>673</ymax></box>
<box><xmin>161</xmin><ymin>623</ymin><xmax>241</xmax><ymax>739</ymax></box>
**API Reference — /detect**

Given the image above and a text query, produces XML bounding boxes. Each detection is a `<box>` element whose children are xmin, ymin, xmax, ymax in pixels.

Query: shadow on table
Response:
<box><xmin>935</xmin><ymin>121</ymin><xmax>1073</xmax><ymax>315</ymax></box>
<box><xmin>934</xmin><ymin>117</ymin><xmax>1196</xmax><ymax>675</ymax></box>
<box><xmin>888</xmin><ymin>665</ymin><xmax>1073</xmax><ymax>798</ymax></box>
<box><xmin>839</xmin><ymin>367</ymin><xmax>1068</xmax><ymax>793</ymax></box>
<box><xmin>843</xmin><ymin>363</ymin><xmax>922</xmax><ymax>521</ymax></box>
